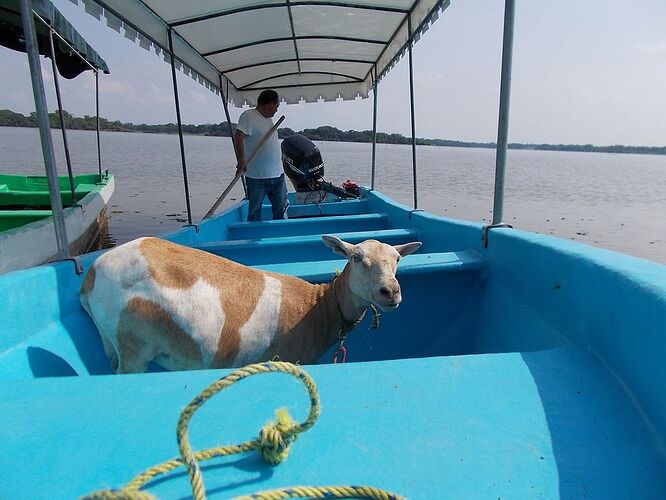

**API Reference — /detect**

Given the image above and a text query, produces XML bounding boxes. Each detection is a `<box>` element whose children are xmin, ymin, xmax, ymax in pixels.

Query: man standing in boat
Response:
<box><xmin>234</xmin><ymin>89</ymin><xmax>289</xmax><ymax>221</ymax></box>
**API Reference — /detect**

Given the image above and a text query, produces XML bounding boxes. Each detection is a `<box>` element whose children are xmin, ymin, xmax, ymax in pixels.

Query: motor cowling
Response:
<box><xmin>281</xmin><ymin>133</ymin><xmax>325</xmax><ymax>192</ymax></box>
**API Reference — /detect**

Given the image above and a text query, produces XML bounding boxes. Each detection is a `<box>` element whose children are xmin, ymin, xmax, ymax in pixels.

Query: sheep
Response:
<box><xmin>79</xmin><ymin>235</ymin><xmax>421</xmax><ymax>374</ymax></box>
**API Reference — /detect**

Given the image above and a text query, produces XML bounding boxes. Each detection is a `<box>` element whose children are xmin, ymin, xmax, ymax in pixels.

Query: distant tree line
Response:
<box><xmin>1</xmin><ymin>108</ymin><xmax>664</xmax><ymax>156</ymax></box>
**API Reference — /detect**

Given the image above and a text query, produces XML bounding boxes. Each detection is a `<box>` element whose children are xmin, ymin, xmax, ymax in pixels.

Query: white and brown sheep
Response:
<box><xmin>79</xmin><ymin>235</ymin><xmax>421</xmax><ymax>373</ymax></box>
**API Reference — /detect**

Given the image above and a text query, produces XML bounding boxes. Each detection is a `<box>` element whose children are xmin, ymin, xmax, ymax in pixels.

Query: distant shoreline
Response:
<box><xmin>1</xmin><ymin>109</ymin><xmax>664</xmax><ymax>156</ymax></box>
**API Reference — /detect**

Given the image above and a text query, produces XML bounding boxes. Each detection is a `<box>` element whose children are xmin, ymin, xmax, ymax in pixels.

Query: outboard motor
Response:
<box><xmin>281</xmin><ymin>134</ymin><xmax>357</xmax><ymax>199</ymax></box>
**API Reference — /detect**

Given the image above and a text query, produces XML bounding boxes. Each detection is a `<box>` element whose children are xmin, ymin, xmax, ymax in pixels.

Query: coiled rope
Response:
<box><xmin>83</xmin><ymin>361</ymin><xmax>404</xmax><ymax>500</ymax></box>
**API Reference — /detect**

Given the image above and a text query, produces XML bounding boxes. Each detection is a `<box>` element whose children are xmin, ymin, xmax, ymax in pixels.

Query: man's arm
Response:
<box><xmin>233</xmin><ymin>129</ymin><xmax>247</xmax><ymax>175</ymax></box>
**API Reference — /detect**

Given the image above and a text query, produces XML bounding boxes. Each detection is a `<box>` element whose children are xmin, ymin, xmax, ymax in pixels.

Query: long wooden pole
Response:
<box><xmin>203</xmin><ymin>115</ymin><xmax>285</xmax><ymax>220</ymax></box>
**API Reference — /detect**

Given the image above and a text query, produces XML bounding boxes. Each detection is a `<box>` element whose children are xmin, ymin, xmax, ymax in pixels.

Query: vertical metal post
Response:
<box><xmin>19</xmin><ymin>0</ymin><xmax>70</xmax><ymax>260</ymax></box>
<box><xmin>492</xmin><ymin>0</ymin><xmax>516</xmax><ymax>225</ymax></box>
<box><xmin>219</xmin><ymin>74</ymin><xmax>247</xmax><ymax>198</ymax></box>
<box><xmin>95</xmin><ymin>70</ymin><xmax>102</xmax><ymax>181</ymax></box>
<box><xmin>481</xmin><ymin>0</ymin><xmax>516</xmax><ymax>247</ymax></box>
<box><xmin>168</xmin><ymin>29</ymin><xmax>193</xmax><ymax>226</ymax></box>
<box><xmin>47</xmin><ymin>27</ymin><xmax>77</xmax><ymax>203</ymax></box>
<box><xmin>371</xmin><ymin>65</ymin><xmax>378</xmax><ymax>191</ymax></box>
<box><xmin>407</xmin><ymin>16</ymin><xmax>418</xmax><ymax>209</ymax></box>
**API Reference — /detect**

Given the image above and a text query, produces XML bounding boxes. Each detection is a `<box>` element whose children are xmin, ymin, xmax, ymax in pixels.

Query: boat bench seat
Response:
<box><xmin>193</xmin><ymin>228</ymin><xmax>422</xmax><ymax>266</ymax></box>
<box><xmin>255</xmin><ymin>249</ymin><xmax>487</xmax><ymax>283</ymax></box>
<box><xmin>226</xmin><ymin>213</ymin><xmax>391</xmax><ymax>239</ymax></box>
<box><xmin>3</xmin><ymin>347</ymin><xmax>664</xmax><ymax>498</ymax></box>
<box><xmin>260</xmin><ymin>198</ymin><xmax>371</xmax><ymax>219</ymax></box>
<box><xmin>0</xmin><ymin>210</ymin><xmax>52</xmax><ymax>217</ymax></box>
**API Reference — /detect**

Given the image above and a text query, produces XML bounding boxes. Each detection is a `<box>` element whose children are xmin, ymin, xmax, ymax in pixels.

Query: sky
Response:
<box><xmin>1</xmin><ymin>0</ymin><xmax>665</xmax><ymax>147</ymax></box>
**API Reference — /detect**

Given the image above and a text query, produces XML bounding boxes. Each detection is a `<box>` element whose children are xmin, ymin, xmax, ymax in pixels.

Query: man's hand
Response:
<box><xmin>235</xmin><ymin>160</ymin><xmax>247</xmax><ymax>176</ymax></box>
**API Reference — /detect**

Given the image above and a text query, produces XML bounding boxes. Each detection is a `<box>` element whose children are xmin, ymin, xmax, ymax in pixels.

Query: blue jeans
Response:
<box><xmin>246</xmin><ymin>174</ymin><xmax>289</xmax><ymax>221</ymax></box>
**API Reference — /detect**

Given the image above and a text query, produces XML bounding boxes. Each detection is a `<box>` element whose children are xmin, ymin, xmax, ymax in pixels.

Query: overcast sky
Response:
<box><xmin>1</xmin><ymin>0</ymin><xmax>665</xmax><ymax>146</ymax></box>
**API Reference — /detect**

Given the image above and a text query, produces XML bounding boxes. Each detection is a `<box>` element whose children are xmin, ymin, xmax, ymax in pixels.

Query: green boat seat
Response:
<box><xmin>0</xmin><ymin>210</ymin><xmax>52</xmax><ymax>231</ymax></box>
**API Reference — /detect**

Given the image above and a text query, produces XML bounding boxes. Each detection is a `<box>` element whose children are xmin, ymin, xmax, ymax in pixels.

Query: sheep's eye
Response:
<box><xmin>396</xmin><ymin>256</ymin><xmax>401</xmax><ymax>263</ymax></box>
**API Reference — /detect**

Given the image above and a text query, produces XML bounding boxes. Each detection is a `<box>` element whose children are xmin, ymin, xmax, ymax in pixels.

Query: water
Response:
<box><xmin>1</xmin><ymin>126</ymin><xmax>665</xmax><ymax>264</ymax></box>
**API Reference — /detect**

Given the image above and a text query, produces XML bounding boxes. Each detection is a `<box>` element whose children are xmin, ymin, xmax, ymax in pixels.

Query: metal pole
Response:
<box><xmin>492</xmin><ymin>0</ymin><xmax>516</xmax><ymax>225</ymax></box>
<box><xmin>95</xmin><ymin>70</ymin><xmax>102</xmax><ymax>181</ymax></box>
<box><xmin>168</xmin><ymin>29</ymin><xmax>193</xmax><ymax>226</ymax></box>
<box><xmin>371</xmin><ymin>65</ymin><xmax>378</xmax><ymax>190</ymax></box>
<box><xmin>47</xmin><ymin>27</ymin><xmax>76</xmax><ymax>203</ymax></box>
<box><xmin>219</xmin><ymin>74</ymin><xmax>247</xmax><ymax>198</ymax></box>
<box><xmin>19</xmin><ymin>0</ymin><xmax>70</xmax><ymax>259</ymax></box>
<box><xmin>407</xmin><ymin>17</ymin><xmax>418</xmax><ymax>209</ymax></box>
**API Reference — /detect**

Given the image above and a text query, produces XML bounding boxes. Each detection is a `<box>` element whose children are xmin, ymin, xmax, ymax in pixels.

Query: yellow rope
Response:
<box><xmin>83</xmin><ymin>361</ymin><xmax>404</xmax><ymax>500</ymax></box>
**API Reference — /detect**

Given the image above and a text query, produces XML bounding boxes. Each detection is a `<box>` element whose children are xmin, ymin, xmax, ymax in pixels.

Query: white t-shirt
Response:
<box><xmin>236</xmin><ymin>108</ymin><xmax>283</xmax><ymax>179</ymax></box>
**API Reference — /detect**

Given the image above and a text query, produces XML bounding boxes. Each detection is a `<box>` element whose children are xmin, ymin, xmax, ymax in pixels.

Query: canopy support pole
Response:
<box><xmin>47</xmin><ymin>26</ymin><xmax>76</xmax><ymax>204</ymax></box>
<box><xmin>219</xmin><ymin>74</ymin><xmax>247</xmax><ymax>198</ymax></box>
<box><xmin>33</xmin><ymin>9</ymin><xmax>102</xmax><ymax>189</ymax></box>
<box><xmin>20</xmin><ymin>0</ymin><xmax>81</xmax><ymax>273</ymax></box>
<box><xmin>168</xmin><ymin>28</ymin><xmax>194</xmax><ymax>227</ymax></box>
<box><xmin>95</xmin><ymin>71</ymin><xmax>102</xmax><ymax>181</ymax></box>
<box><xmin>407</xmin><ymin>16</ymin><xmax>418</xmax><ymax>210</ymax></box>
<box><xmin>482</xmin><ymin>0</ymin><xmax>515</xmax><ymax>247</ymax></box>
<box><xmin>371</xmin><ymin>65</ymin><xmax>378</xmax><ymax>191</ymax></box>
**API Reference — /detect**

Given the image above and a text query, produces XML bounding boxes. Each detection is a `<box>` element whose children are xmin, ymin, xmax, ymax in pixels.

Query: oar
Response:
<box><xmin>203</xmin><ymin>115</ymin><xmax>285</xmax><ymax>220</ymax></box>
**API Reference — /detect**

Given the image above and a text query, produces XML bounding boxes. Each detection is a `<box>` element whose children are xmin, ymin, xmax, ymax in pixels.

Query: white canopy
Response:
<box><xmin>77</xmin><ymin>0</ymin><xmax>450</xmax><ymax>106</ymax></box>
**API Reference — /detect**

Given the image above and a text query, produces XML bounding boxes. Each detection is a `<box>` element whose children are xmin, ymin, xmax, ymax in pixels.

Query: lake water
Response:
<box><xmin>1</xmin><ymin>126</ymin><xmax>665</xmax><ymax>265</ymax></box>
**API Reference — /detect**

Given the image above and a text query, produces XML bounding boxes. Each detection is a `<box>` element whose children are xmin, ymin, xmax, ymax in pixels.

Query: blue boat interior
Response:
<box><xmin>1</xmin><ymin>189</ymin><xmax>665</xmax><ymax>498</ymax></box>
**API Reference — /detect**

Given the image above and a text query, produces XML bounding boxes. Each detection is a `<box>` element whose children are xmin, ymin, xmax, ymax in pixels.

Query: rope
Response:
<box><xmin>83</xmin><ymin>361</ymin><xmax>404</xmax><ymax>500</ymax></box>
<box><xmin>237</xmin><ymin>485</ymin><xmax>403</xmax><ymax>499</ymax></box>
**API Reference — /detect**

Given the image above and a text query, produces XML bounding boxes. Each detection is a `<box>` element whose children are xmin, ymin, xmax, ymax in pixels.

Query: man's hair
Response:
<box><xmin>257</xmin><ymin>89</ymin><xmax>279</xmax><ymax>106</ymax></box>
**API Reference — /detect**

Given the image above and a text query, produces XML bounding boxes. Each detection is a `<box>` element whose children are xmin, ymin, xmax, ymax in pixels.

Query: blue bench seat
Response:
<box><xmin>226</xmin><ymin>213</ymin><xmax>391</xmax><ymax>239</ymax></box>
<box><xmin>194</xmin><ymin>228</ymin><xmax>422</xmax><ymax>266</ymax></box>
<box><xmin>256</xmin><ymin>249</ymin><xmax>486</xmax><ymax>282</ymax></box>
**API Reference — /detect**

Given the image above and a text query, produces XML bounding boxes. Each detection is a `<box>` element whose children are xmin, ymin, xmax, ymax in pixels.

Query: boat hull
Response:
<box><xmin>0</xmin><ymin>188</ymin><xmax>664</xmax><ymax>498</ymax></box>
<box><xmin>0</xmin><ymin>173</ymin><xmax>114</xmax><ymax>274</ymax></box>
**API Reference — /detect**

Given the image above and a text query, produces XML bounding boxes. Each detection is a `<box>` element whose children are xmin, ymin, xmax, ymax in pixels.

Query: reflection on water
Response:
<box><xmin>87</xmin><ymin>212</ymin><xmax>116</xmax><ymax>252</ymax></box>
<box><xmin>1</xmin><ymin>126</ymin><xmax>664</xmax><ymax>264</ymax></box>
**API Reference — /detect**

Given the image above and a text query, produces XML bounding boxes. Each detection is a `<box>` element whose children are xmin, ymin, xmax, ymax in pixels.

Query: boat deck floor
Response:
<box><xmin>1</xmin><ymin>347</ymin><xmax>664</xmax><ymax>499</ymax></box>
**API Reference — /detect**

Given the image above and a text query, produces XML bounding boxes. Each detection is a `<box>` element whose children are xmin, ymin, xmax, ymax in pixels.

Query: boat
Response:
<box><xmin>0</xmin><ymin>0</ymin><xmax>113</xmax><ymax>274</ymax></box>
<box><xmin>0</xmin><ymin>172</ymin><xmax>114</xmax><ymax>273</ymax></box>
<box><xmin>1</xmin><ymin>1</ymin><xmax>665</xmax><ymax>499</ymax></box>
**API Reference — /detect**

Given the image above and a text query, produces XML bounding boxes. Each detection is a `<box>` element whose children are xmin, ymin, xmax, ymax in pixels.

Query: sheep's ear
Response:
<box><xmin>322</xmin><ymin>234</ymin><xmax>355</xmax><ymax>258</ymax></box>
<box><xmin>394</xmin><ymin>241</ymin><xmax>422</xmax><ymax>257</ymax></box>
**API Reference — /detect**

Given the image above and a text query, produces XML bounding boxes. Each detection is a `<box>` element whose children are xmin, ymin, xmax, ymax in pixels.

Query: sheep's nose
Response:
<box><xmin>380</xmin><ymin>285</ymin><xmax>400</xmax><ymax>299</ymax></box>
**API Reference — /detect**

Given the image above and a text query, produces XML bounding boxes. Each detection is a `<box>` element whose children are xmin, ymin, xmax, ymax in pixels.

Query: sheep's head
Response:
<box><xmin>322</xmin><ymin>235</ymin><xmax>421</xmax><ymax>312</ymax></box>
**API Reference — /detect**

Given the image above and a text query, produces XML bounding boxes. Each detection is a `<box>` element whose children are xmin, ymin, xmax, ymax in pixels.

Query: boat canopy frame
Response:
<box><xmin>75</xmin><ymin>0</ymin><xmax>515</xmax><ymax>235</ymax></box>
<box><xmin>87</xmin><ymin>0</ymin><xmax>450</xmax><ymax>106</ymax></box>
<box><xmin>19</xmin><ymin>0</ymin><xmax>518</xmax><ymax>275</ymax></box>
<box><xmin>0</xmin><ymin>0</ymin><xmax>109</xmax><ymax>76</ymax></box>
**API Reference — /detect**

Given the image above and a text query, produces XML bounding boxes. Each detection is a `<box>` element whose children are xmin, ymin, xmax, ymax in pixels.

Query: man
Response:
<box><xmin>234</xmin><ymin>89</ymin><xmax>288</xmax><ymax>221</ymax></box>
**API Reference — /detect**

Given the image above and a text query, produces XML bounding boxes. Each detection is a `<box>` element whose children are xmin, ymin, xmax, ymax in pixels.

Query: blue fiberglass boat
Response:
<box><xmin>1</xmin><ymin>1</ymin><xmax>665</xmax><ymax>499</ymax></box>
<box><xmin>2</xmin><ymin>189</ymin><xmax>666</xmax><ymax>498</ymax></box>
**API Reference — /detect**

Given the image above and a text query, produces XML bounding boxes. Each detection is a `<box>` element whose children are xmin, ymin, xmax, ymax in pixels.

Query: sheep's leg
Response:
<box><xmin>115</xmin><ymin>328</ymin><xmax>153</xmax><ymax>374</ymax></box>
<box><xmin>99</xmin><ymin>334</ymin><xmax>119</xmax><ymax>373</ymax></box>
<box><xmin>116</xmin><ymin>352</ymin><xmax>150</xmax><ymax>374</ymax></box>
<box><xmin>81</xmin><ymin>294</ymin><xmax>120</xmax><ymax>372</ymax></box>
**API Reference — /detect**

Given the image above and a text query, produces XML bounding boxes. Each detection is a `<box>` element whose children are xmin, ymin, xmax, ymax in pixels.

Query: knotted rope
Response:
<box><xmin>83</xmin><ymin>361</ymin><xmax>404</xmax><ymax>500</ymax></box>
